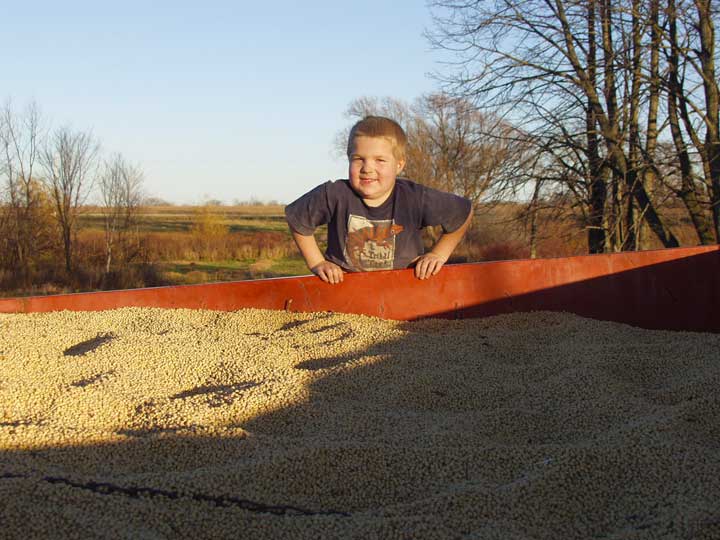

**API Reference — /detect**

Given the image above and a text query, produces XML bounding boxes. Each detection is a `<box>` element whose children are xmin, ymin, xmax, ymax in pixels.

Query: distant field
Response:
<box><xmin>82</xmin><ymin>203</ymin><xmax>285</xmax><ymax>215</ymax></box>
<box><xmin>80</xmin><ymin>205</ymin><xmax>288</xmax><ymax>233</ymax></box>
<box><xmin>75</xmin><ymin>204</ymin><xmax>311</xmax><ymax>288</ymax></box>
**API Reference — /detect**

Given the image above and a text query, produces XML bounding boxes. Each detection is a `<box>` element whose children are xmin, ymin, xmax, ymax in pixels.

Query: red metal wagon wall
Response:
<box><xmin>1</xmin><ymin>245</ymin><xmax>718</xmax><ymax>333</ymax></box>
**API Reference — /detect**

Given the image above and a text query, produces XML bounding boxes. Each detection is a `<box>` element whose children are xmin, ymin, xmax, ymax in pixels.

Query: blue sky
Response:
<box><xmin>6</xmin><ymin>1</ymin><xmax>445</xmax><ymax>204</ymax></box>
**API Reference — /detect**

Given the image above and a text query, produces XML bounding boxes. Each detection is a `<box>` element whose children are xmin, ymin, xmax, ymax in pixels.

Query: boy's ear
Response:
<box><xmin>397</xmin><ymin>159</ymin><xmax>406</xmax><ymax>173</ymax></box>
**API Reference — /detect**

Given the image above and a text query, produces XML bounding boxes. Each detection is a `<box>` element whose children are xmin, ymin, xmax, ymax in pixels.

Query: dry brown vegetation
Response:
<box><xmin>0</xmin><ymin>203</ymin><xmax>297</xmax><ymax>296</ymax></box>
<box><xmin>0</xmin><ymin>198</ymin><xmax>705</xmax><ymax>298</ymax></box>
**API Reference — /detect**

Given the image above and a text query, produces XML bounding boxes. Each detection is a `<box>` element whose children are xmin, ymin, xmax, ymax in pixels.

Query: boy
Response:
<box><xmin>285</xmin><ymin>116</ymin><xmax>472</xmax><ymax>284</ymax></box>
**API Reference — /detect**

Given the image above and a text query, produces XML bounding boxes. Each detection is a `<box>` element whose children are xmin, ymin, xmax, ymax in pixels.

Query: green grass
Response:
<box><xmin>227</xmin><ymin>218</ymin><xmax>290</xmax><ymax>233</ymax></box>
<box><xmin>157</xmin><ymin>256</ymin><xmax>309</xmax><ymax>285</ymax></box>
<box><xmin>161</xmin><ymin>259</ymin><xmax>253</xmax><ymax>274</ymax></box>
<box><xmin>266</xmin><ymin>256</ymin><xmax>311</xmax><ymax>277</ymax></box>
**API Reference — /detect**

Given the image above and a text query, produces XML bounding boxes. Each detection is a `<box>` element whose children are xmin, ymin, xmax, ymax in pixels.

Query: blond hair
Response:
<box><xmin>346</xmin><ymin>116</ymin><xmax>407</xmax><ymax>162</ymax></box>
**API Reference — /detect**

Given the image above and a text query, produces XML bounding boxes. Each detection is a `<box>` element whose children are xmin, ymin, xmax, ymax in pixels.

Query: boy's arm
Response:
<box><xmin>291</xmin><ymin>231</ymin><xmax>344</xmax><ymax>284</ymax></box>
<box><xmin>414</xmin><ymin>209</ymin><xmax>473</xmax><ymax>280</ymax></box>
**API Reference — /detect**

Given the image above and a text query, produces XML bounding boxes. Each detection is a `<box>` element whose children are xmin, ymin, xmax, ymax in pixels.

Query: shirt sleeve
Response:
<box><xmin>420</xmin><ymin>185</ymin><xmax>472</xmax><ymax>233</ymax></box>
<box><xmin>284</xmin><ymin>182</ymin><xmax>333</xmax><ymax>235</ymax></box>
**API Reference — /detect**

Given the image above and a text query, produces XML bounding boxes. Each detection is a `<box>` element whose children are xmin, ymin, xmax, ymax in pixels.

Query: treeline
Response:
<box><xmin>0</xmin><ymin>102</ymin><xmax>146</xmax><ymax>293</ymax></box>
<box><xmin>384</xmin><ymin>0</ymin><xmax>720</xmax><ymax>253</ymax></box>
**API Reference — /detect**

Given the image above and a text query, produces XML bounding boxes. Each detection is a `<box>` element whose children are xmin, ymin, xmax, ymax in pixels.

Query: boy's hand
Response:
<box><xmin>311</xmin><ymin>260</ymin><xmax>344</xmax><ymax>284</ymax></box>
<box><xmin>413</xmin><ymin>253</ymin><xmax>447</xmax><ymax>280</ymax></box>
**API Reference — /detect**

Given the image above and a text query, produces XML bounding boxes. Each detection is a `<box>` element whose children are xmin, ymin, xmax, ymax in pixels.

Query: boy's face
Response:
<box><xmin>348</xmin><ymin>136</ymin><xmax>405</xmax><ymax>207</ymax></box>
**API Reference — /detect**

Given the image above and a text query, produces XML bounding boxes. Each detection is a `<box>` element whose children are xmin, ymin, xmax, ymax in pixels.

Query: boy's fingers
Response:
<box><xmin>416</xmin><ymin>259</ymin><xmax>429</xmax><ymax>279</ymax></box>
<box><xmin>312</xmin><ymin>262</ymin><xmax>343</xmax><ymax>284</ymax></box>
<box><xmin>414</xmin><ymin>256</ymin><xmax>444</xmax><ymax>279</ymax></box>
<box><xmin>320</xmin><ymin>265</ymin><xmax>342</xmax><ymax>284</ymax></box>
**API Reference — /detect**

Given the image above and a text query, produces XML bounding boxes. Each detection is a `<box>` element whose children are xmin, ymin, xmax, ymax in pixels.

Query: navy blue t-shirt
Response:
<box><xmin>285</xmin><ymin>179</ymin><xmax>472</xmax><ymax>271</ymax></box>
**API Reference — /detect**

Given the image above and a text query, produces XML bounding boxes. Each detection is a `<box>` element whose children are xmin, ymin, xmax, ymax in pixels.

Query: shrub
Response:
<box><xmin>184</xmin><ymin>270</ymin><xmax>210</xmax><ymax>284</ymax></box>
<box><xmin>478</xmin><ymin>242</ymin><xmax>530</xmax><ymax>261</ymax></box>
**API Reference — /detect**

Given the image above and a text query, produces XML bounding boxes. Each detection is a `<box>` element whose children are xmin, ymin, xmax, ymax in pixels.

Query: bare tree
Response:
<box><xmin>660</xmin><ymin>0</ymin><xmax>720</xmax><ymax>242</ymax></box>
<box><xmin>0</xmin><ymin>101</ymin><xmax>54</xmax><ymax>285</ymax></box>
<box><xmin>427</xmin><ymin>0</ymin><xmax>683</xmax><ymax>251</ymax></box>
<box><xmin>692</xmin><ymin>0</ymin><xmax>720</xmax><ymax>239</ymax></box>
<box><xmin>334</xmin><ymin>96</ymin><xmax>415</xmax><ymax>159</ymax></box>
<box><xmin>411</xmin><ymin>94</ymin><xmax>531</xmax><ymax>206</ymax></box>
<box><xmin>41</xmin><ymin>127</ymin><xmax>99</xmax><ymax>274</ymax></box>
<box><xmin>98</xmin><ymin>154</ymin><xmax>144</xmax><ymax>276</ymax></box>
<box><xmin>341</xmin><ymin>94</ymin><xmax>529</xmax><ymax>208</ymax></box>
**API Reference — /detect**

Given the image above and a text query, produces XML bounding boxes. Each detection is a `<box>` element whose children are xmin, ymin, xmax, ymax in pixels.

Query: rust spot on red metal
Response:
<box><xmin>0</xmin><ymin>245</ymin><xmax>718</xmax><ymax>333</ymax></box>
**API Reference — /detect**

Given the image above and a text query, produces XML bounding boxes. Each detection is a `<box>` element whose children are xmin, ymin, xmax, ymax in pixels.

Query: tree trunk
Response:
<box><xmin>587</xmin><ymin>0</ymin><xmax>606</xmax><ymax>253</ymax></box>
<box><xmin>667</xmin><ymin>0</ymin><xmax>715</xmax><ymax>244</ymax></box>
<box><xmin>627</xmin><ymin>0</ymin><xmax>642</xmax><ymax>251</ymax></box>
<box><xmin>528</xmin><ymin>180</ymin><xmax>541</xmax><ymax>259</ymax></box>
<box><xmin>640</xmin><ymin>0</ymin><xmax>662</xmax><ymax>250</ymax></box>
<box><xmin>695</xmin><ymin>0</ymin><xmax>720</xmax><ymax>239</ymax></box>
<box><xmin>557</xmin><ymin>0</ymin><xmax>678</xmax><ymax>248</ymax></box>
<box><xmin>63</xmin><ymin>225</ymin><xmax>72</xmax><ymax>274</ymax></box>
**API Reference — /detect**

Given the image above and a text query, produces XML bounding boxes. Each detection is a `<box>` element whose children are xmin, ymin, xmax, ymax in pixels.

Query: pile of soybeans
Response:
<box><xmin>1</xmin><ymin>307</ymin><xmax>719</xmax><ymax>539</ymax></box>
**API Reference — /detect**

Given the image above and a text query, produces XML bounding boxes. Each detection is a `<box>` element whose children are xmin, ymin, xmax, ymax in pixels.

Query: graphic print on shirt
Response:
<box><xmin>345</xmin><ymin>214</ymin><xmax>404</xmax><ymax>271</ymax></box>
